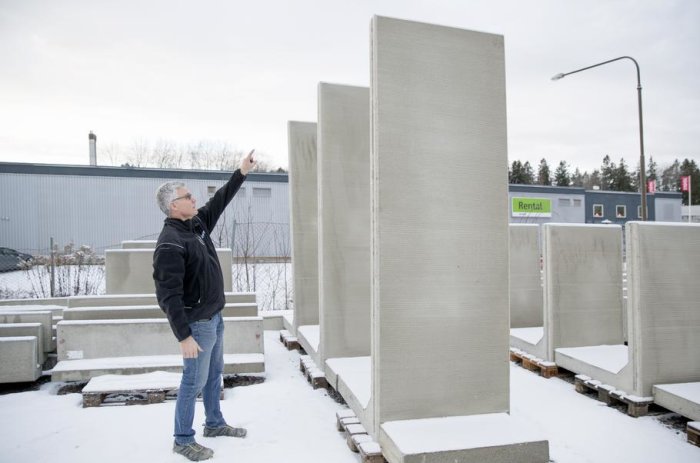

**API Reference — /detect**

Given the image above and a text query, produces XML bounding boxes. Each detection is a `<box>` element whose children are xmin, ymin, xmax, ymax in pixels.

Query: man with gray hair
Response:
<box><xmin>153</xmin><ymin>150</ymin><xmax>256</xmax><ymax>461</ymax></box>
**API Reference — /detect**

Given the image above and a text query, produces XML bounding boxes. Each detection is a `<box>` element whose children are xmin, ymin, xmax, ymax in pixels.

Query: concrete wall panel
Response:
<box><xmin>318</xmin><ymin>83</ymin><xmax>371</xmax><ymax>361</ymax></box>
<box><xmin>627</xmin><ymin>222</ymin><xmax>700</xmax><ymax>396</ymax></box>
<box><xmin>0</xmin><ymin>337</ymin><xmax>41</xmax><ymax>383</ymax></box>
<box><xmin>288</xmin><ymin>121</ymin><xmax>319</xmax><ymax>330</ymax></box>
<box><xmin>543</xmin><ymin>224</ymin><xmax>624</xmax><ymax>359</ymax></box>
<box><xmin>370</xmin><ymin>16</ymin><xmax>509</xmax><ymax>431</ymax></box>
<box><xmin>509</xmin><ymin>224</ymin><xmax>543</xmax><ymax>328</ymax></box>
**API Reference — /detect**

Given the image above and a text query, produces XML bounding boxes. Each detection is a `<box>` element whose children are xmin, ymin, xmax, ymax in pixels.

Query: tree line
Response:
<box><xmin>509</xmin><ymin>156</ymin><xmax>700</xmax><ymax>205</ymax></box>
<box><xmin>101</xmin><ymin>139</ymin><xmax>287</xmax><ymax>173</ymax></box>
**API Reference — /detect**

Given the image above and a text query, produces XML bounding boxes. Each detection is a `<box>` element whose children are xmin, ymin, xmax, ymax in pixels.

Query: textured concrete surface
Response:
<box><xmin>0</xmin><ymin>297</ymin><xmax>69</xmax><ymax>307</ymax></box>
<box><xmin>0</xmin><ymin>311</ymin><xmax>53</xmax><ymax>352</ymax></box>
<box><xmin>288</xmin><ymin>121</ymin><xmax>319</xmax><ymax>333</ymax></box>
<box><xmin>627</xmin><ymin>222</ymin><xmax>700</xmax><ymax>396</ymax></box>
<box><xmin>509</xmin><ymin>224</ymin><xmax>543</xmax><ymax>328</ymax></box>
<box><xmin>0</xmin><ymin>304</ymin><xmax>65</xmax><ymax>318</ymax></box>
<box><xmin>0</xmin><ymin>337</ymin><xmax>41</xmax><ymax>383</ymax></box>
<box><xmin>370</xmin><ymin>16</ymin><xmax>510</xmax><ymax>434</ymax></box>
<box><xmin>0</xmin><ymin>323</ymin><xmax>45</xmax><ymax>362</ymax></box>
<box><xmin>106</xmin><ymin>248</ymin><xmax>232</xmax><ymax>294</ymax></box>
<box><xmin>653</xmin><ymin>382</ymin><xmax>700</xmax><ymax>421</ymax></box>
<box><xmin>57</xmin><ymin>317</ymin><xmax>264</xmax><ymax>361</ymax></box>
<box><xmin>318</xmin><ymin>83</ymin><xmax>371</xmax><ymax>363</ymax></box>
<box><xmin>120</xmin><ymin>240</ymin><xmax>156</xmax><ymax>249</ymax></box>
<box><xmin>67</xmin><ymin>292</ymin><xmax>254</xmax><ymax>308</ymax></box>
<box><xmin>543</xmin><ymin>224</ymin><xmax>624</xmax><ymax>361</ymax></box>
<box><xmin>62</xmin><ymin>303</ymin><xmax>257</xmax><ymax>320</ymax></box>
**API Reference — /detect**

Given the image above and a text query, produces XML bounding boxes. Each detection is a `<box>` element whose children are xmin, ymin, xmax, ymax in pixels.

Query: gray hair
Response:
<box><xmin>155</xmin><ymin>181</ymin><xmax>186</xmax><ymax>216</ymax></box>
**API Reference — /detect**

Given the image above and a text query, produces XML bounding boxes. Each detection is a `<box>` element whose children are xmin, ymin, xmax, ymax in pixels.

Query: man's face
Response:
<box><xmin>170</xmin><ymin>187</ymin><xmax>198</xmax><ymax>220</ymax></box>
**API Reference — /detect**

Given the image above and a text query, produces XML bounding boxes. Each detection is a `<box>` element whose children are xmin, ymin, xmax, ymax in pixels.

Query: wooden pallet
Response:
<box><xmin>574</xmin><ymin>374</ymin><xmax>653</xmax><ymax>417</ymax></box>
<box><xmin>334</xmin><ymin>410</ymin><xmax>386</xmax><ymax>462</ymax></box>
<box><xmin>299</xmin><ymin>355</ymin><xmax>328</xmax><ymax>389</ymax></box>
<box><xmin>83</xmin><ymin>389</ymin><xmax>168</xmax><ymax>407</ymax></box>
<box><xmin>279</xmin><ymin>330</ymin><xmax>300</xmax><ymax>350</ymax></box>
<box><xmin>688</xmin><ymin>422</ymin><xmax>700</xmax><ymax>447</ymax></box>
<box><xmin>509</xmin><ymin>348</ymin><xmax>558</xmax><ymax>378</ymax></box>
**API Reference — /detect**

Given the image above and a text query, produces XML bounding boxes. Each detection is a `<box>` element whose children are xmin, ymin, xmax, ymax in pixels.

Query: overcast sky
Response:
<box><xmin>0</xmin><ymin>0</ymin><xmax>698</xmax><ymax>173</ymax></box>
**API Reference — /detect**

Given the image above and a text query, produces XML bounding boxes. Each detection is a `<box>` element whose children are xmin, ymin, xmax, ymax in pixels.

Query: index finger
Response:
<box><xmin>248</xmin><ymin>149</ymin><xmax>255</xmax><ymax>157</ymax></box>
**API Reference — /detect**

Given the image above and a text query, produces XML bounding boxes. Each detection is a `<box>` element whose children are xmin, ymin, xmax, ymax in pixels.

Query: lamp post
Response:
<box><xmin>552</xmin><ymin>56</ymin><xmax>647</xmax><ymax>221</ymax></box>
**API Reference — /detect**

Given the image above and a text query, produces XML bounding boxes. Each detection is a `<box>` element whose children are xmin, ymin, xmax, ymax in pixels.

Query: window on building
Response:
<box><xmin>558</xmin><ymin>198</ymin><xmax>571</xmax><ymax>207</ymax></box>
<box><xmin>593</xmin><ymin>204</ymin><xmax>604</xmax><ymax>218</ymax></box>
<box><xmin>253</xmin><ymin>187</ymin><xmax>271</xmax><ymax>198</ymax></box>
<box><xmin>573</xmin><ymin>199</ymin><xmax>582</xmax><ymax>207</ymax></box>
<box><xmin>616</xmin><ymin>205</ymin><xmax>626</xmax><ymax>218</ymax></box>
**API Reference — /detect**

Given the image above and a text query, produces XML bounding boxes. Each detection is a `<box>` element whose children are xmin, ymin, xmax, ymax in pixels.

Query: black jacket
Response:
<box><xmin>153</xmin><ymin>169</ymin><xmax>247</xmax><ymax>341</ymax></box>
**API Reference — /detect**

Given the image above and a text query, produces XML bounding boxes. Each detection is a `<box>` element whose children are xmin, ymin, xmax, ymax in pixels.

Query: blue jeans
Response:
<box><xmin>174</xmin><ymin>311</ymin><xmax>227</xmax><ymax>445</ymax></box>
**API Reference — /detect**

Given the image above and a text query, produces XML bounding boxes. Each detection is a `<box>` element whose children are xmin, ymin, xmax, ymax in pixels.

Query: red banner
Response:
<box><xmin>681</xmin><ymin>175</ymin><xmax>691</xmax><ymax>192</ymax></box>
<box><xmin>647</xmin><ymin>179</ymin><xmax>656</xmax><ymax>194</ymax></box>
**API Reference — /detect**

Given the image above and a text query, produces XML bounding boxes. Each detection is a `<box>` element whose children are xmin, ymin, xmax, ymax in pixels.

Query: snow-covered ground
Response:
<box><xmin>1</xmin><ymin>331</ymin><xmax>698</xmax><ymax>463</ymax></box>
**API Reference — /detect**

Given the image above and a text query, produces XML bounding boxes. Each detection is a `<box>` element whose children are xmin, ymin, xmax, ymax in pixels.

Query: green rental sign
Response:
<box><xmin>512</xmin><ymin>197</ymin><xmax>552</xmax><ymax>217</ymax></box>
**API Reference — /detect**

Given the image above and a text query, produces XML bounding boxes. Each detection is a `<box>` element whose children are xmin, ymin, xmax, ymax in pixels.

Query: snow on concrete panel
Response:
<box><xmin>543</xmin><ymin>224</ymin><xmax>624</xmax><ymax>360</ymax></box>
<box><xmin>510</xmin><ymin>224</ymin><xmax>543</xmax><ymax>328</ymax></box>
<box><xmin>371</xmin><ymin>16</ymin><xmax>510</xmax><ymax>430</ymax></box>
<box><xmin>627</xmin><ymin>222</ymin><xmax>700</xmax><ymax>396</ymax></box>
<box><xmin>288</xmin><ymin>121</ymin><xmax>319</xmax><ymax>331</ymax></box>
<box><xmin>318</xmin><ymin>83</ymin><xmax>371</xmax><ymax>363</ymax></box>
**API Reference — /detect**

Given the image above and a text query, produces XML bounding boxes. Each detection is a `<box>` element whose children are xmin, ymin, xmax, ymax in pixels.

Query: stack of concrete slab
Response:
<box><xmin>105</xmin><ymin>248</ymin><xmax>233</xmax><ymax>294</ymax></box>
<box><xmin>316</xmin><ymin>83</ymin><xmax>371</xmax><ymax>374</ymax></box>
<box><xmin>288</xmin><ymin>121</ymin><xmax>319</xmax><ymax>341</ymax></box>
<box><xmin>52</xmin><ymin>316</ymin><xmax>265</xmax><ymax>381</ymax></box>
<box><xmin>0</xmin><ymin>308</ymin><xmax>56</xmax><ymax>383</ymax></box>
<box><xmin>325</xmin><ymin>16</ymin><xmax>548</xmax><ymax>463</ymax></box>
<box><xmin>66</xmin><ymin>292</ymin><xmax>255</xmax><ymax>308</ymax></box>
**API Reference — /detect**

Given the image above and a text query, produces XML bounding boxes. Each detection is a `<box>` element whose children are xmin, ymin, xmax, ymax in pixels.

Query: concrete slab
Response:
<box><xmin>543</xmin><ymin>224</ymin><xmax>624</xmax><ymax>361</ymax></box>
<box><xmin>52</xmin><ymin>353</ymin><xmax>265</xmax><ymax>382</ymax></box>
<box><xmin>317</xmin><ymin>83</ymin><xmax>371</xmax><ymax>364</ymax></box>
<box><xmin>510</xmin><ymin>224</ymin><xmax>543</xmax><ymax>328</ymax></box>
<box><xmin>0</xmin><ymin>337</ymin><xmax>41</xmax><ymax>383</ymax></box>
<box><xmin>371</xmin><ymin>15</ymin><xmax>510</xmax><ymax>431</ymax></box>
<box><xmin>105</xmin><ymin>248</ymin><xmax>233</xmax><ymax>294</ymax></box>
<box><xmin>0</xmin><ymin>297</ymin><xmax>69</xmax><ymax>307</ymax></box>
<box><xmin>627</xmin><ymin>222</ymin><xmax>700</xmax><ymax>396</ymax></box>
<box><xmin>62</xmin><ymin>303</ymin><xmax>257</xmax><ymax>320</ymax></box>
<box><xmin>288</xmin><ymin>121</ymin><xmax>319</xmax><ymax>334</ymax></box>
<box><xmin>555</xmin><ymin>345</ymin><xmax>632</xmax><ymax>392</ymax></box>
<box><xmin>0</xmin><ymin>304</ymin><xmax>65</xmax><ymax>318</ymax></box>
<box><xmin>379</xmin><ymin>414</ymin><xmax>549</xmax><ymax>463</ymax></box>
<box><xmin>67</xmin><ymin>292</ymin><xmax>254</xmax><ymax>307</ymax></box>
<box><xmin>121</xmin><ymin>240</ymin><xmax>156</xmax><ymax>249</ymax></box>
<box><xmin>654</xmin><ymin>382</ymin><xmax>700</xmax><ymax>421</ymax></box>
<box><xmin>297</xmin><ymin>324</ymin><xmax>320</xmax><ymax>366</ymax></box>
<box><xmin>0</xmin><ymin>323</ymin><xmax>46</xmax><ymax>362</ymax></box>
<box><xmin>57</xmin><ymin>317</ymin><xmax>264</xmax><ymax>361</ymax></box>
<box><xmin>326</xmin><ymin>356</ymin><xmax>372</xmax><ymax>427</ymax></box>
<box><xmin>0</xmin><ymin>311</ymin><xmax>53</xmax><ymax>352</ymax></box>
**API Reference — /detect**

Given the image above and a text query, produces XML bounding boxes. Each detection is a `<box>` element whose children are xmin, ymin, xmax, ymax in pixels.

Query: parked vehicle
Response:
<box><xmin>0</xmin><ymin>247</ymin><xmax>33</xmax><ymax>272</ymax></box>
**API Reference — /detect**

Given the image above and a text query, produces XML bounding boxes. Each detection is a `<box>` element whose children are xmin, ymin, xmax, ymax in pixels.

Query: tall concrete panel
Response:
<box><xmin>288</xmin><ymin>121</ymin><xmax>319</xmax><ymax>331</ymax></box>
<box><xmin>106</xmin><ymin>248</ymin><xmax>232</xmax><ymax>294</ymax></box>
<box><xmin>318</xmin><ymin>83</ymin><xmax>371</xmax><ymax>362</ymax></box>
<box><xmin>509</xmin><ymin>224</ymin><xmax>543</xmax><ymax>328</ymax></box>
<box><xmin>370</xmin><ymin>16</ymin><xmax>510</xmax><ymax>431</ymax></box>
<box><xmin>543</xmin><ymin>224</ymin><xmax>624</xmax><ymax>359</ymax></box>
<box><xmin>627</xmin><ymin>222</ymin><xmax>700</xmax><ymax>396</ymax></box>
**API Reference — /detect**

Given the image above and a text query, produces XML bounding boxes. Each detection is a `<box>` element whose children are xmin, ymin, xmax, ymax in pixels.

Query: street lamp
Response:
<box><xmin>552</xmin><ymin>56</ymin><xmax>647</xmax><ymax>221</ymax></box>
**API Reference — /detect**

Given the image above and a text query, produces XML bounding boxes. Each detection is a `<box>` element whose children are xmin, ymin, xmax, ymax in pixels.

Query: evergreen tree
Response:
<box><xmin>537</xmin><ymin>158</ymin><xmax>551</xmax><ymax>186</ymax></box>
<box><xmin>601</xmin><ymin>155</ymin><xmax>616</xmax><ymax>190</ymax></box>
<box><xmin>680</xmin><ymin>158</ymin><xmax>700</xmax><ymax>205</ymax></box>
<box><xmin>584</xmin><ymin>170</ymin><xmax>602</xmax><ymax>190</ymax></box>
<box><xmin>571</xmin><ymin>168</ymin><xmax>584</xmax><ymax>187</ymax></box>
<box><xmin>660</xmin><ymin>159</ymin><xmax>681</xmax><ymax>191</ymax></box>
<box><xmin>509</xmin><ymin>160</ymin><xmax>524</xmax><ymax>184</ymax></box>
<box><xmin>612</xmin><ymin>158</ymin><xmax>634</xmax><ymax>192</ymax></box>
<box><xmin>523</xmin><ymin>161</ymin><xmax>535</xmax><ymax>184</ymax></box>
<box><xmin>554</xmin><ymin>160</ymin><xmax>571</xmax><ymax>186</ymax></box>
<box><xmin>647</xmin><ymin>156</ymin><xmax>658</xmax><ymax>181</ymax></box>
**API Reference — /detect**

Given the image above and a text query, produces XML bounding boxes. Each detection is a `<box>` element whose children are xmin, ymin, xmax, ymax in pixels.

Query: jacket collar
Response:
<box><xmin>165</xmin><ymin>217</ymin><xmax>196</xmax><ymax>232</ymax></box>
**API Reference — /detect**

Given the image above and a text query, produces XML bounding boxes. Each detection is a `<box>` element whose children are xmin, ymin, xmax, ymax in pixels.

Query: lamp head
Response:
<box><xmin>551</xmin><ymin>73</ymin><xmax>565</xmax><ymax>81</ymax></box>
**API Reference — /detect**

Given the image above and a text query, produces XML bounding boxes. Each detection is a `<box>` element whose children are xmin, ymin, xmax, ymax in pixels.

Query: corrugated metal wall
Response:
<box><xmin>0</xmin><ymin>171</ymin><xmax>289</xmax><ymax>258</ymax></box>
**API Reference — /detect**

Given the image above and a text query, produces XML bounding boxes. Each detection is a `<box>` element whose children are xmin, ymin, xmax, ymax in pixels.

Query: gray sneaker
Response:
<box><xmin>173</xmin><ymin>441</ymin><xmax>214</xmax><ymax>461</ymax></box>
<box><xmin>203</xmin><ymin>424</ymin><xmax>247</xmax><ymax>438</ymax></box>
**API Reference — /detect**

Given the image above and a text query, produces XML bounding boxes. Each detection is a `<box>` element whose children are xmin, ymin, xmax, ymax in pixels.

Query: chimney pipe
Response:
<box><xmin>89</xmin><ymin>131</ymin><xmax>97</xmax><ymax>166</ymax></box>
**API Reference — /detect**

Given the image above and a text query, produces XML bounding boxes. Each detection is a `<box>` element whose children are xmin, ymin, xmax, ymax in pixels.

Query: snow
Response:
<box><xmin>1</xmin><ymin>331</ymin><xmax>699</xmax><ymax>462</ymax></box>
<box><xmin>556</xmin><ymin>344</ymin><xmax>629</xmax><ymax>374</ymax></box>
<box><xmin>297</xmin><ymin>325</ymin><xmax>320</xmax><ymax>352</ymax></box>
<box><xmin>325</xmin><ymin>356</ymin><xmax>371</xmax><ymax>409</ymax></box>
<box><xmin>381</xmin><ymin>413</ymin><xmax>546</xmax><ymax>453</ymax></box>
<box><xmin>82</xmin><ymin>371</ymin><xmax>202</xmax><ymax>393</ymax></box>
<box><xmin>510</xmin><ymin>326</ymin><xmax>544</xmax><ymax>345</ymax></box>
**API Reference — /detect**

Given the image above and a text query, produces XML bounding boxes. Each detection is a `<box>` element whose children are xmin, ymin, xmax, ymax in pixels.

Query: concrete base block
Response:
<box><xmin>62</xmin><ymin>303</ymin><xmax>257</xmax><ymax>320</ymax></box>
<box><xmin>554</xmin><ymin>345</ymin><xmax>632</xmax><ymax>393</ymax></box>
<box><xmin>0</xmin><ymin>311</ymin><xmax>53</xmax><ymax>352</ymax></box>
<box><xmin>0</xmin><ymin>337</ymin><xmax>41</xmax><ymax>383</ymax></box>
<box><xmin>653</xmin><ymin>382</ymin><xmax>700</xmax><ymax>421</ymax></box>
<box><xmin>379</xmin><ymin>414</ymin><xmax>549</xmax><ymax>463</ymax></box>
<box><xmin>0</xmin><ymin>323</ymin><xmax>46</xmax><ymax>362</ymax></box>
<box><xmin>297</xmin><ymin>324</ymin><xmax>320</xmax><ymax>366</ymax></box>
<box><xmin>67</xmin><ymin>292</ymin><xmax>255</xmax><ymax>308</ymax></box>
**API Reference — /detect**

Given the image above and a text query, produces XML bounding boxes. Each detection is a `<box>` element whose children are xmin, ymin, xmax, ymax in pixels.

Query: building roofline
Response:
<box><xmin>0</xmin><ymin>162</ymin><xmax>288</xmax><ymax>183</ymax></box>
